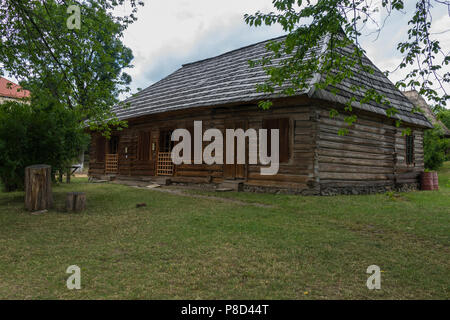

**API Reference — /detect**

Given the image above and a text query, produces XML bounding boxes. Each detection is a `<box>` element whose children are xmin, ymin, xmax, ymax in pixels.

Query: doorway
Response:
<box><xmin>157</xmin><ymin>129</ymin><xmax>174</xmax><ymax>176</ymax></box>
<box><xmin>105</xmin><ymin>135</ymin><xmax>119</xmax><ymax>174</ymax></box>
<box><xmin>224</xmin><ymin>121</ymin><xmax>246</xmax><ymax>179</ymax></box>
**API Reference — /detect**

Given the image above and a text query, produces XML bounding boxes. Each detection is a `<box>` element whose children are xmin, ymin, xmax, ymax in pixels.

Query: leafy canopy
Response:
<box><xmin>423</xmin><ymin>124</ymin><xmax>449</xmax><ymax>170</ymax></box>
<box><xmin>245</xmin><ymin>0</ymin><xmax>449</xmax><ymax>134</ymax></box>
<box><xmin>437</xmin><ymin>109</ymin><xmax>450</xmax><ymax>130</ymax></box>
<box><xmin>0</xmin><ymin>0</ymin><xmax>144</xmax><ymax>136</ymax></box>
<box><xmin>0</xmin><ymin>101</ymin><xmax>89</xmax><ymax>191</ymax></box>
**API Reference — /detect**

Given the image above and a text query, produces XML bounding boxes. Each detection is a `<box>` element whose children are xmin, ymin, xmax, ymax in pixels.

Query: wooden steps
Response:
<box><xmin>217</xmin><ymin>180</ymin><xmax>245</xmax><ymax>192</ymax></box>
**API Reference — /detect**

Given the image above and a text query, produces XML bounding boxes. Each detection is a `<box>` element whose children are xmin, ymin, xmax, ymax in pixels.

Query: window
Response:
<box><xmin>262</xmin><ymin>118</ymin><xmax>290</xmax><ymax>163</ymax></box>
<box><xmin>406</xmin><ymin>134</ymin><xmax>414</xmax><ymax>165</ymax></box>
<box><xmin>137</xmin><ymin>131</ymin><xmax>151</xmax><ymax>161</ymax></box>
<box><xmin>96</xmin><ymin>136</ymin><xmax>106</xmax><ymax>162</ymax></box>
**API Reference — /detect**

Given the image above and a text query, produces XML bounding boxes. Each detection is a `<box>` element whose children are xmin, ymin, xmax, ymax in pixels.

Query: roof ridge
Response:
<box><xmin>307</xmin><ymin>33</ymin><xmax>331</xmax><ymax>97</ymax></box>
<box><xmin>181</xmin><ymin>34</ymin><xmax>287</xmax><ymax>68</ymax></box>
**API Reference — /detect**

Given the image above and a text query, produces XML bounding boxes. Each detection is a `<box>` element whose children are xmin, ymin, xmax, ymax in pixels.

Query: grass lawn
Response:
<box><xmin>0</xmin><ymin>163</ymin><xmax>449</xmax><ymax>299</ymax></box>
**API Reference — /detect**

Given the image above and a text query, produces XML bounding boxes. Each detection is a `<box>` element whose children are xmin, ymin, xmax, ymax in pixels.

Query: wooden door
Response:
<box><xmin>224</xmin><ymin>121</ymin><xmax>246</xmax><ymax>179</ymax></box>
<box><xmin>157</xmin><ymin>129</ymin><xmax>174</xmax><ymax>176</ymax></box>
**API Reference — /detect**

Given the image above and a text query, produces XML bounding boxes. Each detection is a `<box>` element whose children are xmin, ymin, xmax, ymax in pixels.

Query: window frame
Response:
<box><xmin>405</xmin><ymin>134</ymin><xmax>415</xmax><ymax>165</ymax></box>
<box><xmin>262</xmin><ymin>117</ymin><xmax>291</xmax><ymax>164</ymax></box>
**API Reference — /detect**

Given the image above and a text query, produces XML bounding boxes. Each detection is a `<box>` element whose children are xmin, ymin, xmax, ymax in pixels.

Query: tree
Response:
<box><xmin>0</xmin><ymin>101</ymin><xmax>89</xmax><ymax>191</ymax></box>
<box><xmin>0</xmin><ymin>1</ymin><xmax>144</xmax><ymax>191</ymax></box>
<box><xmin>423</xmin><ymin>125</ymin><xmax>449</xmax><ymax>170</ymax></box>
<box><xmin>437</xmin><ymin>109</ymin><xmax>450</xmax><ymax>130</ymax></box>
<box><xmin>245</xmin><ymin>1</ymin><xmax>449</xmax><ymax>134</ymax></box>
<box><xmin>0</xmin><ymin>0</ymin><xmax>144</xmax><ymax>136</ymax></box>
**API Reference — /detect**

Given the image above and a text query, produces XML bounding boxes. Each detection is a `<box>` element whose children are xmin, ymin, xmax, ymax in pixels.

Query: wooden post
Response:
<box><xmin>66</xmin><ymin>192</ymin><xmax>86</xmax><ymax>212</ymax></box>
<box><xmin>25</xmin><ymin>165</ymin><xmax>53</xmax><ymax>212</ymax></box>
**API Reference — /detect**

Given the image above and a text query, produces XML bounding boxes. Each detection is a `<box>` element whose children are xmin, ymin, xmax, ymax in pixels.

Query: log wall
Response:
<box><xmin>394</xmin><ymin>127</ymin><xmax>424</xmax><ymax>185</ymax></box>
<box><xmin>88</xmin><ymin>97</ymin><xmax>426</xmax><ymax>195</ymax></box>
<box><xmin>315</xmin><ymin>105</ymin><xmax>424</xmax><ymax>195</ymax></box>
<box><xmin>89</xmin><ymin>98</ymin><xmax>317</xmax><ymax>193</ymax></box>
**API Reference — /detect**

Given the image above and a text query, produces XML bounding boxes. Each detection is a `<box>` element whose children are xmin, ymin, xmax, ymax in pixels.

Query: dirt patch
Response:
<box><xmin>133</xmin><ymin>186</ymin><xmax>275</xmax><ymax>208</ymax></box>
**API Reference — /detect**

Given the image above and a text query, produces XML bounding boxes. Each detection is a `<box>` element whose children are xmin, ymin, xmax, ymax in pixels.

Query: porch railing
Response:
<box><xmin>157</xmin><ymin>152</ymin><xmax>174</xmax><ymax>176</ymax></box>
<box><xmin>105</xmin><ymin>153</ymin><xmax>119</xmax><ymax>174</ymax></box>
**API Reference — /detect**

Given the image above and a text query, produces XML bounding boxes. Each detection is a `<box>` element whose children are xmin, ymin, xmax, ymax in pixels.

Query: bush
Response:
<box><xmin>0</xmin><ymin>101</ymin><xmax>89</xmax><ymax>191</ymax></box>
<box><xmin>437</xmin><ymin>109</ymin><xmax>450</xmax><ymax>131</ymax></box>
<box><xmin>423</xmin><ymin>125</ymin><xmax>450</xmax><ymax>171</ymax></box>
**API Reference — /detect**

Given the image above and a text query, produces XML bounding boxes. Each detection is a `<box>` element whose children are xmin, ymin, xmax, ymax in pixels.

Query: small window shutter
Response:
<box><xmin>406</xmin><ymin>135</ymin><xmax>414</xmax><ymax>165</ymax></box>
<box><xmin>263</xmin><ymin>118</ymin><xmax>290</xmax><ymax>163</ymax></box>
<box><xmin>96</xmin><ymin>136</ymin><xmax>105</xmax><ymax>162</ymax></box>
<box><xmin>188</xmin><ymin>127</ymin><xmax>194</xmax><ymax>162</ymax></box>
<box><xmin>278</xmin><ymin>118</ymin><xmax>290</xmax><ymax>163</ymax></box>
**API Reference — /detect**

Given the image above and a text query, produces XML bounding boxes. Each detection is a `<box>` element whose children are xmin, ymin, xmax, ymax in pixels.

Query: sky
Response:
<box><xmin>118</xmin><ymin>0</ymin><xmax>450</xmax><ymax>103</ymax></box>
<box><xmin>1</xmin><ymin>1</ymin><xmax>448</xmax><ymax>104</ymax></box>
<box><xmin>118</xmin><ymin>0</ymin><xmax>283</xmax><ymax>94</ymax></box>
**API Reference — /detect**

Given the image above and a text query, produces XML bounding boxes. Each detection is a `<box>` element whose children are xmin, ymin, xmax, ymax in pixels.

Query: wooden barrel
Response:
<box><xmin>432</xmin><ymin>171</ymin><xmax>439</xmax><ymax>190</ymax></box>
<box><xmin>421</xmin><ymin>172</ymin><xmax>434</xmax><ymax>191</ymax></box>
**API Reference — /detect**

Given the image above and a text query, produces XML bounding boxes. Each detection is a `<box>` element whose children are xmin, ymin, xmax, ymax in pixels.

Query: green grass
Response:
<box><xmin>0</xmin><ymin>164</ymin><xmax>449</xmax><ymax>299</ymax></box>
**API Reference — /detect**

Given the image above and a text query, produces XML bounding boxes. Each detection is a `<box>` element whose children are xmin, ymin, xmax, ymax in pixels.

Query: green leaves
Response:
<box><xmin>423</xmin><ymin>125</ymin><xmax>449</xmax><ymax>171</ymax></box>
<box><xmin>437</xmin><ymin>109</ymin><xmax>450</xmax><ymax>130</ymax></box>
<box><xmin>0</xmin><ymin>101</ymin><xmax>89</xmax><ymax>191</ymax></box>
<box><xmin>245</xmin><ymin>0</ymin><xmax>449</xmax><ymax>135</ymax></box>
<box><xmin>0</xmin><ymin>0</ymin><xmax>144</xmax><ymax>189</ymax></box>
<box><xmin>0</xmin><ymin>0</ymin><xmax>143</xmax><ymax>131</ymax></box>
<box><xmin>258</xmin><ymin>100</ymin><xmax>274</xmax><ymax>110</ymax></box>
<box><xmin>393</xmin><ymin>0</ymin><xmax>448</xmax><ymax>108</ymax></box>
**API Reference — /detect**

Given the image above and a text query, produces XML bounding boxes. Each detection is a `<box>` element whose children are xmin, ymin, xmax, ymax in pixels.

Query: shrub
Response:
<box><xmin>423</xmin><ymin>125</ymin><xmax>450</xmax><ymax>171</ymax></box>
<box><xmin>0</xmin><ymin>101</ymin><xmax>89</xmax><ymax>191</ymax></box>
<box><xmin>437</xmin><ymin>109</ymin><xmax>450</xmax><ymax>131</ymax></box>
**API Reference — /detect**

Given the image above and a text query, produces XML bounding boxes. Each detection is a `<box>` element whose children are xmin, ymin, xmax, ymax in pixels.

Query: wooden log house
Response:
<box><xmin>88</xmin><ymin>36</ymin><xmax>432</xmax><ymax>195</ymax></box>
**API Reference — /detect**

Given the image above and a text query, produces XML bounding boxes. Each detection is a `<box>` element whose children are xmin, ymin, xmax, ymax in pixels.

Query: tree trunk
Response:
<box><xmin>66</xmin><ymin>167</ymin><xmax>71</xmax><ymax>184</ymax></box>
<box><xmin>25</xmin><ymin>165</ymin><xmax>53</xmax><ymax>212</ymax></box>
<box><xmin>65</xmin><ymin>192</ymin><xmax>86</xmax><ymax>212</ymax></box>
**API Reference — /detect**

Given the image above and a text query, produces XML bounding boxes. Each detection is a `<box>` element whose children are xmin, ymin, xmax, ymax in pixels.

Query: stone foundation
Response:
<box><xmin>319</xmin><ymin>183</ymin><xmax>420</xmax><ymax>196</ymax></box>
<box><xmin>88</xmin><ymin>174</ymin><xmax>421</xmax><ymax>196</ymax></box>
<box><xmin>242</xmin><ymin>184</ymin><xmax>319</xmax><ymax>196</ymax></box>
<box><xmin>394</xmin><ymin>183</ymin><xmax>420</xmax><ymax>193</ymax></box>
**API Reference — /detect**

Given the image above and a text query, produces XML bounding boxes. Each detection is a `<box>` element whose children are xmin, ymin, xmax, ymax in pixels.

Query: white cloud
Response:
<box><xmin>122</xmin><ymin>0</ymin><xmax>448</xmax><ymax>102</ymax></box>
<box><xmin>121</xmin><ymin>0</ymin><xmax>283</xmax><ymax>94</ymax></box>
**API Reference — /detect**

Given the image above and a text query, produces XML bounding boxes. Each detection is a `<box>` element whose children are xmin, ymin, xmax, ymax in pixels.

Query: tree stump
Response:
<box><xmin>25</xmin><ymin>165</ymin><xmax>53</xmax><ymax>211</ymax></box>
<box><xmin>66</xmin><ymin>192</ymin><xmax>86</xmax><ymax>212</ymax></box>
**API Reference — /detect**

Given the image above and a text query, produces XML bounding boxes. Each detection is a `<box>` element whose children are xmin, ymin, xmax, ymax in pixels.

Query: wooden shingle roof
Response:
<box><xmin>115</xmin><ymin>35</ymin><xmax>432</xmax><ymax>128</ymax></box>
<box><xmin>404</xmin><ymin>90</ymin><xmax>450</xmax><ymax>135</ymax></box>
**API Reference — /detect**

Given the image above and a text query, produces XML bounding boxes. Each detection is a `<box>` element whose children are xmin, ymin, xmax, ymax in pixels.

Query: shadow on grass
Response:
<box><xmin>0</xmin><ymin>194</ymin><xmax>24</xmax><ymax>206</ymax></box>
